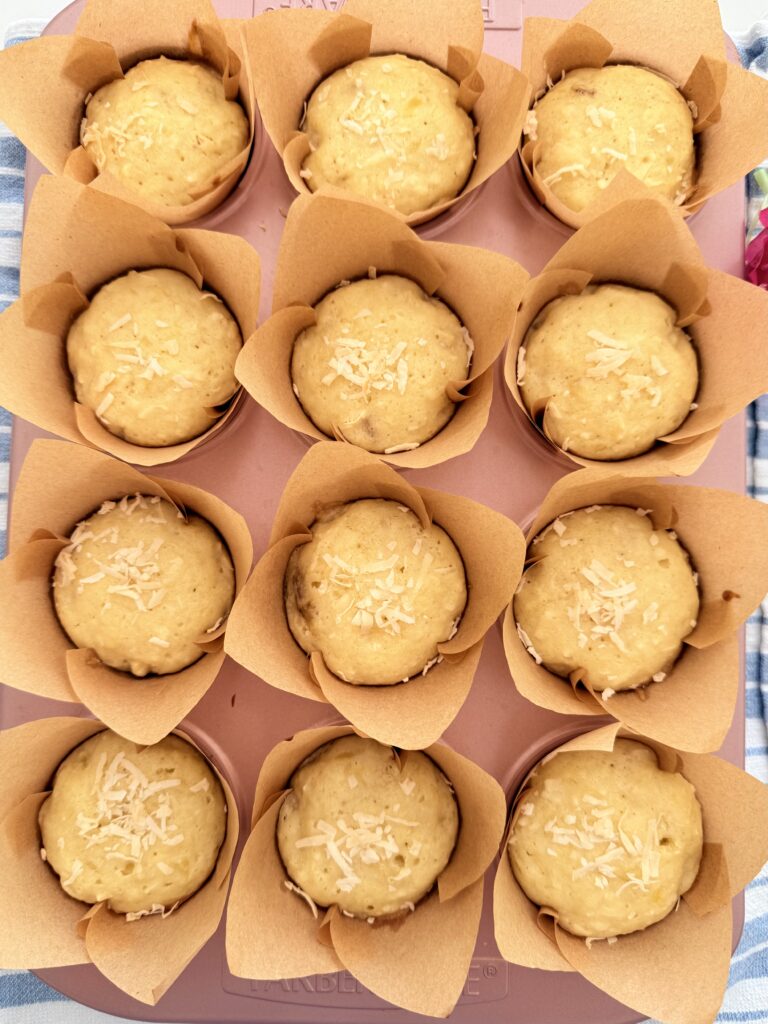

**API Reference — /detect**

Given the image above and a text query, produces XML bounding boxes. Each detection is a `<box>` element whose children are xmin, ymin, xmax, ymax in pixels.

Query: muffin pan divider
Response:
<box><xmin>0</xmin><ymin>0</ymin><xmax>752</xmax><ymax>1022</ymax></box>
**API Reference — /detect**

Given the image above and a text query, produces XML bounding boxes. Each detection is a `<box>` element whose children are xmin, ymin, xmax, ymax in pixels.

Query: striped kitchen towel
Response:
<box><xmin>0</xmin><ymin>16</ymin><xmax>767</xmax><ymax>1024</ymax></box>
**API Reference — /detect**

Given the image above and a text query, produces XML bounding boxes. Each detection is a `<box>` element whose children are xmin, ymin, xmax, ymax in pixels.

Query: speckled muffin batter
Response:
<box><xmin>39</xmin><ymin>730</ymin><xmax>227</xmax><ymax>917</ymax></box>
<box><xmin>513</xmin><ymin>506</ymin><xmax>699</xmax><ymax>694</ymax></box>
<box><xmin>518</xmin><ymin>284</ymin><xmax>698</xmax><ymax>461</ymax></box>
<box><xmin>81</xmin><ymin>57</ymin><xmax>250</xmax><ymax>207</ymax></box>
<box><xmin>301</xmin><ymin>54</ymin><xmax>476</xmax><ymax>216</ymax></box>
<box><xmin>284</xmin><ymin>498</ymin><xmax>467</xmax><ymax>685</ymax></box>
<box><xmin>53</xmin><ymin>493</ymin><xmax>235</xmax><ymax>677</ymax></box>
<box><xmin>526</xmin><ymin>65</ymin><xmax>695</xmax><ymax>214</ymax></box>
<box><xmin>278</xmin><ymin>735</ymin><xmax>458</xmax><ymax>919</ymax></box>
<box><xmin>291</xmin><ymin>275</ymin><xmax>472</xmax><ymax>454</ymax></box>
<box><xmin>508</xmin><ymin>739</ymin><xmax>703</xmax><ymax>939</ymax></box>
<box><xmin>67</xmin><ymin>269</ymin><xmax>242</xmax><ymax>448</ymax></box>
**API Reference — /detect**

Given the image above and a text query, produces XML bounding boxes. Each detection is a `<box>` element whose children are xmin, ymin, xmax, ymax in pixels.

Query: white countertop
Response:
<box><xmin>1</xmin><ymin>0</ymin><xmax>766</xmax><ymax>42</ymax></box>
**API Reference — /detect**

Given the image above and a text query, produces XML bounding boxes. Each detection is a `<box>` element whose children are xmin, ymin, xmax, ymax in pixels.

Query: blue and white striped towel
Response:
<box><xmin>0</xmin><ymin>17</ymin><xmax>767</xmax><ymax>1024</ymax></box>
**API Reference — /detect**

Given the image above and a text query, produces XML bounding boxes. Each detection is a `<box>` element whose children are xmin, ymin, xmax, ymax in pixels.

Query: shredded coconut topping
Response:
<box><xmin>294</xmin><ymin>810</ymin><xmax>419</xmax><ymax>895</ymax></box>
<box><xmin>542</xmin><ymin>162</ymin><xmax>587</xmax><ymax>186</ymax></box>
<box><xmin>284</xmin><ymin>879</ymin><xmax>319</xmax><ymax>917</ymax></box>
<box><xmin>54</xmin><ymin>494</ymin><xmax>169</xmax><ymax>613</ymax></box>
<box><xmin>80</xmin><ymin>287</ymin><xmax>228</xmax><ymax>404</ymax></box>
<box><xmin>516</xmin><ymin>345</ymin><xmax>527</xmax><ymax>386</ymax></box>
<box><xmin>383</xmin><ymin>442</ymin><xmax>420</xmax><ymax>454</ymax></box>
<box><xmin>527</xmin><ymin>793</ymin><xmax>666</xmax><ymax>897</ymax></box>
<box><xmin>62</xmin><ymin>858</ymin><xmax>83</xmax><ymax>886</ymax></box>
<box><xmin>322</xmin><ymin>546</ymin><xmax>437</xmax><ymax>639</ymax></box>
<box><xmin>584</xmin><ymin>329</ymin><xmax>633</xmax><ymax>379</ymax></box>
<box><xmin>125</xmin><ymin>901</ymin><xmax>179</xmax><ymax>923</ymax></box>
<box><xmin>562</xmin><ymin>557</ymin><xmax>639</xmax><ymax>653</ymax></box>
<box><xmin>523</xmin><ymin>109</ymin><xmax>538</xmax><ymax>139</ymax></box>
<box><xmin>425</xmin><ymin>132</ymin><xmax>450</xmax><ymax>161</ymax></box>
<box><xmin>321</xmin><ymin>332</ymin><xmax>411</xmax><ymax>398</ymax></box>
<box><xmin>323</xmin><ymin>73</ymin><xmax>433</xmax><ymax>206</ymax></box>
<box><xmin>583</xmin><ymin>329</ymin><xmax>669</xmax><ymax>407</ymax></box>
<box><xmin>517</xmin><ymin>622</ymin><xmax>543</xmax><ymax>664</ymax></box>
<box><xmin>95</xmin><ymin>392</ymin><xmax>115</xmax><ymax>420</ymax></box>
<box><xmin>64</xmin><ymin>749</ymin><xmax>201</xmax><ymax>891</ymax></box>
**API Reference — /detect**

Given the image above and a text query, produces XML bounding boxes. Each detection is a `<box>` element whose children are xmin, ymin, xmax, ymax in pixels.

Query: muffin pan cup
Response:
<box><xmin>243</xmin><ymin>0</ymin><xmax>530</xmax><ymax>227</ymax></box>
<box><xmin>493</xmin><ymin>722</ymin><xmax>768</xmax><ymax>1024</ymax></box>
<box><xmin>504</xmin><ymin>194</ymin><xmax>768</xmax><ymax>477</ymax></box>
<box><xmin>224</xmin><ymin>441</ymin><xmax>526</xmax><ymax>749</ymax></box>
<box><xmin>519</xmin><ymin>0</ymin><xmax>768</xmax><ymax>230</ymax></box>
<box><xmin>226</xmin><ymin>723</ymin><xmax>506</xmax><ymax>1018</ymax></box>
<box><xmin>0</xmin><ymin>0</ymin><xmax>257</xmax><ymax>226</ymax></box>
<box><xmin>503</xmin><ymin>469</ymin><xmax>768</xmax><ymax>752</ymax></box>
<box><xmin>0</xmin><ymin>176</ymin><xmax>261</xmax><ymax>467</ymax></box>
<box><xmin>0</xmin><ymin>716</ymin><xmax>239</xmax><ymax>1005</ymax></box>
<box><xmin>0</xmin><ymin>438</ymin><xmax>253</xmax><ymax>744</ymax></box>
<box><xmin>236</xmin><ymin>192</ymin><xmax>529</xmax><ymax>469</ymax></box>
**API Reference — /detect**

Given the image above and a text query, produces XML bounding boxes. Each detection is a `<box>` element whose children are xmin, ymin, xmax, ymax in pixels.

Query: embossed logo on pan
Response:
<box><xmin>221</xmin><ymin>958</ymin><xmax>510</xmax><ymax>1006</ymax></box>
<box><xmin>262</xmin><ymin>0</ymin><xmax>523</xmax><ymax>29</ymax></box>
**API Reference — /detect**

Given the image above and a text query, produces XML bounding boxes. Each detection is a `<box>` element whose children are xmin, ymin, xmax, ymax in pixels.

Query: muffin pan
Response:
<box><xmin>1</xmin><ymin>0</ymin><xmax>748</xmax><ymax>1021</ymax></box>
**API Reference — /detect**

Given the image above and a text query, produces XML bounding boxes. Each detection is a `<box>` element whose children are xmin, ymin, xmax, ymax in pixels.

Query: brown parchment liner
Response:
<box><xmin>243</xmin><ymin>0</ymin><xmax>530</xmax><ymax>226</ymax></box>
<box><xmin>519</xmin><ymin>0</ymin><xmax>768</xmax><ymax>230</ymax></box>
<box><xmin>0</xmin><ymin>0</ymin><xmax>255</xmax><ymax>226</ymax></box>
<box><xmin>0</xmin><ymin>439</ymin><xmax>253</xmax><ymax>744</ymax></box>
<box><xmin>237</xmin><ymin>193</ymin><xmax>529</xmax><ymax>469</ymax></box>
<box><xmin>493</xmin><ymin>723</ymin><xmax>768</xmax><ymax>1024</ymax></box>
<box><xmin>0</xmin><ymin>176</ymin><xmax>261</xmax><ymax>468</ymax></box>
<box><xmin>226</xmin><ymin>723</ymin><xmax>506</xmax><ymax>1018</ymax></box>
<box><xmin>502</xmin><ymin>469</ymin><xmax>768</xmax><ymax>753</ymax></box>
<box><xmin>0</xmin><ymin>716</ymin><xmax>239</xmax><ymax>1005</ymax></box>
<box><xmin>503</xmin><ymin>196</ymin><xmax>768</xmax><ymax>477</ymax></box>
<box><xmin>224</xmin><ymin>441</ymin><xmax>525</xmax><ymax>749</ymax></box>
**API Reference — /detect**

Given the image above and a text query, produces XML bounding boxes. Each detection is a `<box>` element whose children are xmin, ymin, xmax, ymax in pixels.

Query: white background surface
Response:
<box><xmin>0</xmin><ymin>0</ymin><xmax>766</xmax><ymax>40</ymax></box>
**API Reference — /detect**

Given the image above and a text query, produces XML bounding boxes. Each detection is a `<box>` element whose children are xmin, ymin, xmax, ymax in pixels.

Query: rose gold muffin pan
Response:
<box><xmin>0</xmin><ymin>0</ymin><xmax>755</xmax><ymax>1022</ymax></box>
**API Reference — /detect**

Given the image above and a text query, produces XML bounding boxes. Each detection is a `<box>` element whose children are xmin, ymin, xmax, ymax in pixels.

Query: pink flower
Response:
<box><xmin>745</xmin><ymin>208</ymin><xmax>768</xmax><ymax>289</ymax></box>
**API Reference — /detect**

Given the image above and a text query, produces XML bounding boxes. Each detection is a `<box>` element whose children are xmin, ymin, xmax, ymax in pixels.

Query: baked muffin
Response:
<box><xmin>81</xmin><ymin>56</ymin><xmax>249</xmax><ymax>207</ymax></box>
<box><xmin>277</xmin><ymin>735</ymin><xmax>458</xmax><ymax>919</ymax></box>
<box><xmin>67</xmin><ymin>268</ymin><xmax>242</xmax><ymax>448</ymax></box>
<box><xmin>39</xmin><ymin>730</ymin><xmax>227</xmax><ymax>918</ymax></box>
<box><xmin>513</xmin><ymin>506</ymin><xmax>699</xmax><ymax>694</ymax></box>
<box><xmin>284</xmin><ymin>498</ymin><xmax>467</xmax><ymax>685</ymax></box>
<box><xmin>508</xmin><ymin>738</ymin><xmax>703</xmax><ymax>939</ymax></box>
<box><xmin>301</xmin><ymin>54</ymin><xmax>475</xmax><ymax>216</ymax></box>
<box><xmin>526</xmin><ymin>65</ymin><xmax>695</xmax><ymax>214</ymax></box>
<box><xmin>40</xmin><ymin>733</ymin><xmax>225</xmax><ymax>917</ymax></box>
<box><xmin>291</xmin><ymin>275</ymin><xmax>472</xmax><ymax>454</ymax></box>
<box><xmin>53</xmin><ymin>493</ymin><xmax>235</xmax><ymax>677</ymax></box>
<box><xmin>518</xmin><ymin>284</ymin><xmax>698</xmax><ymax>460</ymax></box>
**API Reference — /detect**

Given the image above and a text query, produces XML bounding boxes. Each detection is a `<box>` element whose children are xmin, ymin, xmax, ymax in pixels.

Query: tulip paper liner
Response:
<box><xmin>518</xmin><ymin>0</ymin><xmax>768</xmax><ymax>230</ymax></box>
<box><xmin>0</xmin><ymin>176</ymin><xmax>260</xmax><ymax>468</ymax></box>
<box><xmin>0</xmin><ymin>716</ymin><xmax>239</xmax><ymax>1006</ymax></box>
<box><xmin>502</xmin><ymin>469</ymin><xmax>768</xmax><ymax>753</ymax></box>
<box><xmin>243</xmin><ymin>0</ymin><xmax>530</xmax><ymax>226</ymax></box>
<box><xmin>236</xmin><ymin>193</ymin><xmax>529</xmax><ymax>469</ymax></box>
<box><xmin>503</xmin><ymin>196</ymin><xmax>768</xmax><ymax>477</ymax></box>
<box><xmin>0</xmin><ymin>439</ymin><xmax>253</xmax><ymax>745</ymax></box>
<box><xmin>226</xmin><ymin>723</ymin><xmax>506</xmax><ymax>1018</ymax></box>
<box><xmin>493</xmin><ymin>723</ymin><xmax>768</xmax><ymax>1024</ymax></box>
<box><xmin>224</xmin><ymin>442</ymin><xmax>525</xmax><ymax>749</ymax></box>
<box><xmin>0</xmin><ymin>0</ymin><xmax>255</xmax><ymax>225</ymax></box>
